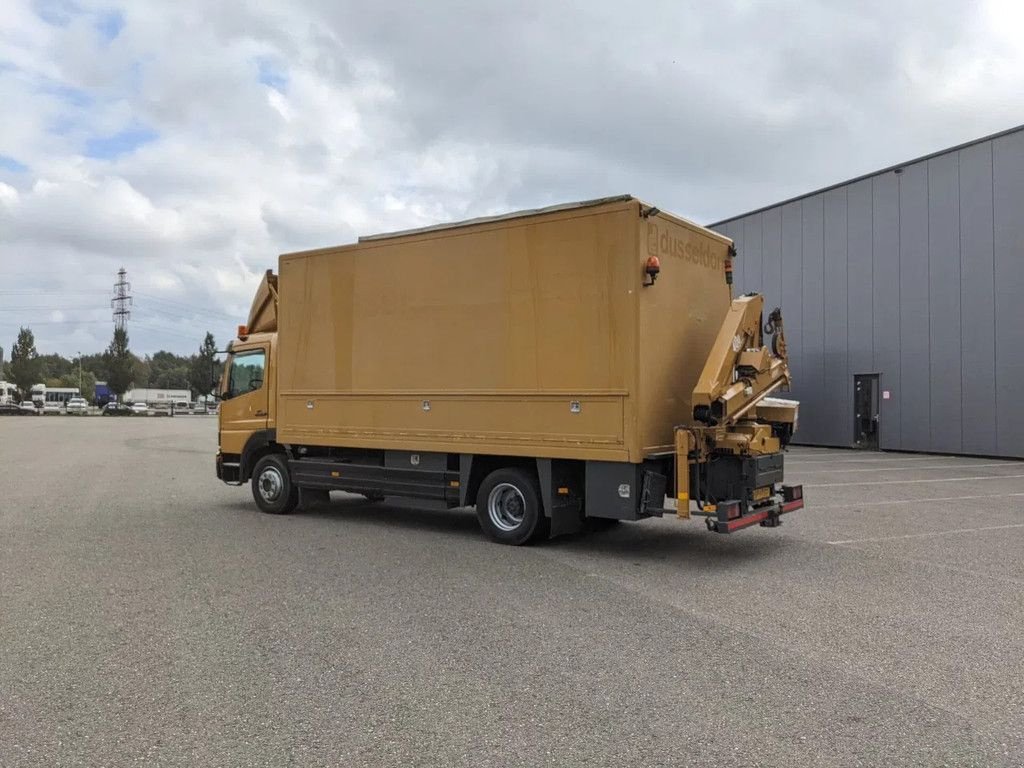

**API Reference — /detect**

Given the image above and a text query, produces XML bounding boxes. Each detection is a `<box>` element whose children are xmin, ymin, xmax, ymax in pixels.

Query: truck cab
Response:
<box><xmin>216</xmin><ymin>332</ymin><xmax>275</xmax><ymax>484</ymax></box>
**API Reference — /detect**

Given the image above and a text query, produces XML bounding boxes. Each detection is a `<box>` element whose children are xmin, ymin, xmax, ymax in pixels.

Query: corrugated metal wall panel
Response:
<box><xmin>872</xmin><ymin>173</ymin><xmax>902</xmax><ymax>449</ymax></box>
<box><xmin>780</xmin><ymin>202</ymin><xmax>804</xmax><ymax>400</ymax></box>
<box><xmin>762</xmin><ymin>208</ymin><xmax>782</xmax><ymax>319</ymax></box>
<box><xmin>846</xmin><ymin>179</ymin><xmax>874</xmax><ymax>380</ymax></box>
<box><xmin>728</xmin><ymin>222</ymin><xmax>745</xmax><ymax>289</ymax></box>
<box><xmin>800</xmin><ymin>195</ymin><xmax>826</xmax><ymax>444</ymax></box>
<box><xmin>744</xmin><ymin>215</ymin><xmax>763</xmax><ymax>294</ymax></box>
<box><xmin>992</xmin><ymin>131</ymin><xmax>1024</xmax><ymax>457</ymax></box>
<box><xmin>898</xmin><ymin>163</ymin><xmax>931</xmax><ymax>452</ymax></box>
<box><xmin>926</xmin><ymin>152</ymin><xmax>963</xmax><ymax>453</ymax></box>
<box><xmin>958</xmin><ymin>141</ymin><xmax>997</xmax><ymax>455</ymax></box>
<box><xmin>823</xmin><ymin>188</ymin><xmax>850</xmax><ymax>446</ymax></box>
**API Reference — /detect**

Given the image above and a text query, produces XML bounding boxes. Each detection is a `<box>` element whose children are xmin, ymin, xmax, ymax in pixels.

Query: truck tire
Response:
<box><xmin>251</xmin><ymin>454</ymin><xmax>299</xmax><ymax>514</ymax></box>
<box><xmin>476</xmin><ymin>467</ymin><xmax>549</xmax><ymax>545</ymax></box>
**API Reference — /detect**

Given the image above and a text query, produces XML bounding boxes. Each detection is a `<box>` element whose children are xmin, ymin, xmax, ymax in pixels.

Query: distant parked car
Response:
<box><xmin>206</xmin><ymin>403</ymin><xmax>219</xmax><ymax>415</ymax></box>
<box><xmin>19</xmin><ymin>401</ymin><xmax>38</xmax><ymax>414</ymax></box>
<box><xmin>42</xmin><ymin>402</ymin><xmax>61</xmax><ymax>415</ymax></box>
<box><xmin>102</xmin><ymin>403</ymin><xmax>131</xmax><ymax>416</ymax></box>
<box><xmin>130</xmin><ymin>402</ymin><xmax>149</xmax><ymax>414</ymax></box>
<box><xmin>66</xmin><ymin>397</ymin><xmax>89</xmax><ymax>414</ymax></box>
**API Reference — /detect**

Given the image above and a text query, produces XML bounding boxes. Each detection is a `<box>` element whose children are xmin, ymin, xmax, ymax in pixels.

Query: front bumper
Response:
<box><xmin>216</xmin><ymin>452</ymin><xmax>242</xmax><ymax>484</ymax></box>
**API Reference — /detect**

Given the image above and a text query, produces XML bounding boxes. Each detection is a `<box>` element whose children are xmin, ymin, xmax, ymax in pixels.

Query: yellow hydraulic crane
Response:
<box><xmin>675</xmin><ymin>293</ymin><xmax>803</xmax><ymax>532</ymax></box>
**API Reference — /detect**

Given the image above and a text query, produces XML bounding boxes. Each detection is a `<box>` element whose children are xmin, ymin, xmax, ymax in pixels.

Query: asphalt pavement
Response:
<box><xmin>1</xmin><ymin>417</ymin><xmax>1022</xmax><ymax>766</ymax></box>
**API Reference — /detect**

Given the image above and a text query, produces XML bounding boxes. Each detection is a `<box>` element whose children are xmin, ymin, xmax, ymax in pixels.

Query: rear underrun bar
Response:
<box><xmin>703</xmin><ymin>485</ymin><xmax>805</xmax><ymax>534</ymax></box>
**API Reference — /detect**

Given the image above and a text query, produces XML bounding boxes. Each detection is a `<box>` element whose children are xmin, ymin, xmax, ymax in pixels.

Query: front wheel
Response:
<box><xmin>476</xmin><ymin>467</ymin><xmax>549</xmax><ymax>545</ymax></box>
<box><xmin>251</xmin><ymin>454</ymin><xmax>299</xmax><ymax>514</ymax></box>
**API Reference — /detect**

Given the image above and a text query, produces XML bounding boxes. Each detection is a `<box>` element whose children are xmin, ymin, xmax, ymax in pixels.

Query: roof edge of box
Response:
<box><xmin>357</xmin><ymin>195</ymin><xmax>636</xmax><ymax>242</ymax></box>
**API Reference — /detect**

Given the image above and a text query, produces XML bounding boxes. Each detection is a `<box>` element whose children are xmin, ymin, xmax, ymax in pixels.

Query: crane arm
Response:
<box><xmin>691</xmin><ymin>293</ymin><xmax>790</xmax><ymax>426</ymax></box>
<box><xmin>246</xmin><ymin>270</ymin><xmax>279</xmax><ymax>334</ymax></box>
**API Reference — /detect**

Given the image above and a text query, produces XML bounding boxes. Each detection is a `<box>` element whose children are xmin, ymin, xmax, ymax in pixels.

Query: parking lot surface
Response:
<box><xmin>1</xmin><ymin>417</ymin><xmax>1022</xmax><ymax>766</ymax></box>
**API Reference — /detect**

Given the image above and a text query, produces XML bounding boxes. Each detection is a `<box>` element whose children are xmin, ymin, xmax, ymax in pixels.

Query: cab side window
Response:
<box><xmin>228</xmin><ymin>350</ymin><xmax>266</xmax><ymax>398</ymax></box>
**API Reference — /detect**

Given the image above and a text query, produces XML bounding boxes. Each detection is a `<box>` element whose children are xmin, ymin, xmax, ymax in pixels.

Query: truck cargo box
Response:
<box><xmin>275</xmin><ymin>195</ymin><xmax>733</xmax><ymax>463</ymax></box>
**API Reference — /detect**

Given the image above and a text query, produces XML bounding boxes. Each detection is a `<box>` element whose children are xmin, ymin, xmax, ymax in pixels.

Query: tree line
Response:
<box><xmin>1</xmin><ymin>326</ymin><xmax>220</xmax><ymax>402</ymax></box>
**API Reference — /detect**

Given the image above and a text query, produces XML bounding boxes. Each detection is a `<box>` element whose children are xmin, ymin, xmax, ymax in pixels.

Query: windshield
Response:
<box><xmin>224</xmin><ymin>349</ymin><xmax>266</xmax><ymax>399</ymax></box>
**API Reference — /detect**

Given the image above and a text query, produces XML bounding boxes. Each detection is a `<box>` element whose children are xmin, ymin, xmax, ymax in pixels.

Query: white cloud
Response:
<box><xmin>1</xmin><ymin>0</ymin><xmax>1023</xmax><ymax>358</ymax></box>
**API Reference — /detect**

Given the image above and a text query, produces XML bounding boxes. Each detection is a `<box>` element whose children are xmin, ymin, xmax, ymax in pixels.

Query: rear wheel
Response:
<box><xmin>251</xmin><ymin>454</ymin><xmax>299</xmax><ymax>514</ymax></box>
<box><xmin>476</xmin><ymin>467</ymin><xmax>548</xmax><ymax>545</ymax></box>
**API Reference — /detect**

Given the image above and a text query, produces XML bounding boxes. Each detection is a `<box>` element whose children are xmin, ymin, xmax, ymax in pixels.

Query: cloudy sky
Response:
<box><xmin>1</xmin><ymin>0</ymin><xmax>1022</xmax><ymax>358</ymax></box>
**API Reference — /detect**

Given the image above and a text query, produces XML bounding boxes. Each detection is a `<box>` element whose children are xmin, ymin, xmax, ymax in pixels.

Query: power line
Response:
<box><xmin>131</xmin><ymin>324</ymin><xmax>211</xmax><ymax>343</ymax></box>
<box><xmin>0</xmin><ymin>314</ymin><xmax>227</xmax><ymax>333</ymax></box>
<box><xmin>133</xmin><ymin>307</ymin><xmax>232</xmax><ymax>326</ymax></box>
<box><xmin>0</xmin><ymin>289</ymin><xmax>111</xmax><ymax>295</ymax></box>
<box><xmin>0</xmin><ymin>318</ymin><xmax>111</xmax><ymax>325</ymax></box>
<box><xmin>0</xmin><ymin>307</ymin><xmax>231</xmax><ymax>331</ymax></box>
<box><xmin>132</xmin><ymin>312</ymin><xmax>232</xmax><ymax>332</ymax></box>
<box><xmin>133</xmin><ymin>291</ymin><xmax>239</xmax><ymax>320</ymax></box>
<box><xmin>0</xmin><ymin>306</ymin><xmax>111</xmax><ymax>312</ymax></box>
<box><xmin>0</xmin><ymin>289</ymin><xmax>242</xmax><ymax>323</ymax></box>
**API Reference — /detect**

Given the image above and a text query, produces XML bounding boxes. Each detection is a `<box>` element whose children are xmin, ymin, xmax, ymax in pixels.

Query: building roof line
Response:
<box><xmin>709</xmin><ymin>122</ymin><xmax>1024</xmax><ymax>227</ymax></box>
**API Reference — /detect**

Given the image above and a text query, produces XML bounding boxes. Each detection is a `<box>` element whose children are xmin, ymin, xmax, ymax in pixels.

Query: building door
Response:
<box><xmin>854</xmin><ymin>374</ymin><xmax>879</xmax><ymax>450</ymax></box>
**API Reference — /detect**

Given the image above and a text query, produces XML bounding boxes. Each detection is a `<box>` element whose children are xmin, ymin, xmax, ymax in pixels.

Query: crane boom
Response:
<box><xmin>691</xmin><ymin>293</ymin><xmax>791</xmax><ymax>427</ymax></box>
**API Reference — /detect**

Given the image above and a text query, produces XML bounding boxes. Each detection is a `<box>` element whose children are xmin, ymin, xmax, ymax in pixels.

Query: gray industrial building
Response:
<box><xmin>712</xmin><ymin>125</ymin><xmax>1024</xmax><ymax>458</ymax></box>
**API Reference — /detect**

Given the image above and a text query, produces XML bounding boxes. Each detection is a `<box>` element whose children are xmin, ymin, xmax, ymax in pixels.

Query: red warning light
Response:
<box><xmin>643</xmin><ymin>255</ymin><xmax>661</xmax><ymax>286</ymax></box>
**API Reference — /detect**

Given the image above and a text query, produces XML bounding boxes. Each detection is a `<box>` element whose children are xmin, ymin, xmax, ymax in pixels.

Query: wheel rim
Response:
<box><xmin>487</xmin><ymin>483</ymin><xmax>526</xmax><ymax>532</ymax></box>
<box><xmin>258</xmin><ymin>467</ymin><xmax>284</xmax><ymax>503</ymax></box>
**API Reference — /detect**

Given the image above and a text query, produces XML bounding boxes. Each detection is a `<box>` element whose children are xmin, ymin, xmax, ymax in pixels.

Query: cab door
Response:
<box><xmin>219</xmin><ymin>347</ymin><xmax>269</xmax><ymax>456</ymax></box>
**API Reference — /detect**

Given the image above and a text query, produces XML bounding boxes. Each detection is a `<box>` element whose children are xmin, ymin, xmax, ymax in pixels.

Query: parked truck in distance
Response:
<box><xmin>215</xmin><ymin>196</ymin><xmax>804</xmax><ymax>544</ymax></box>
<box><xmin>0</xmin><ymin>381</ymin><xmax>17</xmax><ymax>406</ymax></box>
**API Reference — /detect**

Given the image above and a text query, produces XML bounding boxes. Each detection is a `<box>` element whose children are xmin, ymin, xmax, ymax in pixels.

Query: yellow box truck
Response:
<box><xmin>216</xmin><ymin>196</ymin><xmax>804</xmax><ymax>543</ymax></box>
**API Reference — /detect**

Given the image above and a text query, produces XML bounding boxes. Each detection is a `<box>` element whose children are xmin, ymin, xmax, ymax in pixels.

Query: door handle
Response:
<box><xmin>254</xmin><ymin>409</ymin><xmax>267</xmax><ymax>417</ymax></box>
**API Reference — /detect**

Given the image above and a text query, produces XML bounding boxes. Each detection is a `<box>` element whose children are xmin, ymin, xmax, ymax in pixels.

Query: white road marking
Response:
<box><xmin>818</xmin><ymin>543</ymin><xmax>1024</xmax><ymax>587</ymax></box>
<box><xmin>828</xmin><ymin>522</ymin><xmax>1024</xmax><ymax>545</ymax></box>
<box><xmin>804</xmin><ymin>474</ymin><xmax>1024</xmax><ymax>488</ymax></box>
<box><xmin>813</xmin><ymin>491</ymin><xmax>1024</xmax><ymax>509</ymax></box>
<box><xmin>794</xmin><ymin>462</ymin><xmax>1018</xmax><ymax>475</ymax></box>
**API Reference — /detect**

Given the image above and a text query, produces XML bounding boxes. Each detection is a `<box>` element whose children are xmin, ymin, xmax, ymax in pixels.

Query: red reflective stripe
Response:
<box><xmin>722</xmin><ymin>510</ymin><xmax>769</xmax><ymax>532</ymax></box>
<box><xmin>781</xmin><ymin>499</ymin><xmax>804</xmax><ymax>514</ymax></box>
